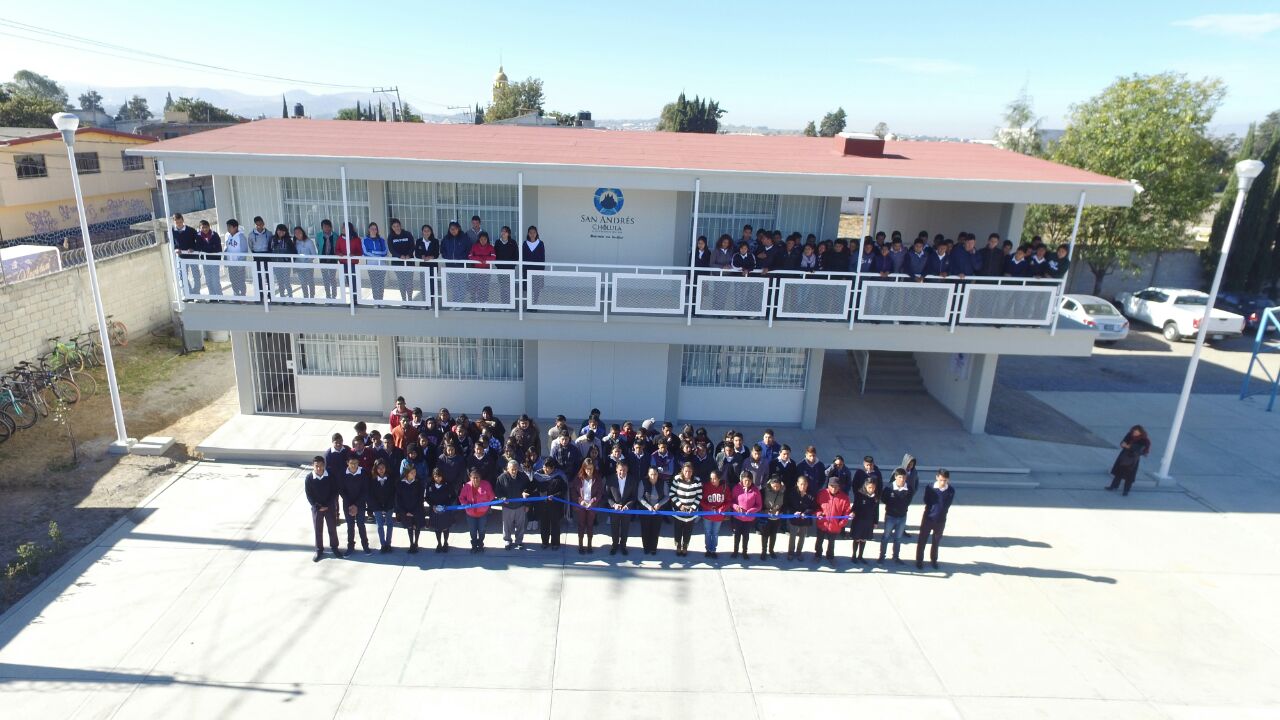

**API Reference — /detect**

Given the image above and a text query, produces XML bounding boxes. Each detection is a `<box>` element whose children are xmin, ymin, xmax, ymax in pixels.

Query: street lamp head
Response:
<box><xmin>1236</xmin><ymin>159</ymin><xmax>1265</xmax><ymax>191</ymax></box>
<box><xmin>51</xmin><ymin>112</ymin><xmax>79</xmax><ymax>145</ymax></box>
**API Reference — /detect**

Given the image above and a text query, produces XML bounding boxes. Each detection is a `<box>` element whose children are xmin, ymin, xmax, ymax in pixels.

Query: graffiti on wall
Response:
<box><xmin>24</xmin><ymin>196</ymin><xmax>150</xmax><ymax>236</ymax></box>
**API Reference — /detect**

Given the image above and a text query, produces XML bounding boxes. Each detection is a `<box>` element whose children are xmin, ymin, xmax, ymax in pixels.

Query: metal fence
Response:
<box><xmin>60</xmin><ymin>231</ymin><xmax>159</xmax><ymax>269</ymax></box>
<box><xmin>173</xmin><ymin>255</ymin><xmax>1067</xmax><ymax>332</ymax></box>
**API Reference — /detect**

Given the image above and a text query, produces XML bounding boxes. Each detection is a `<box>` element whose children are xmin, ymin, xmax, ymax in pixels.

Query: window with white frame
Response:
<box><xmin>680</xmin><ymin>345</ymin><xmax>809</xmax><ymax>389</ymax></box>
<box><xmin>281</xmin><ymin>178</ymin><xmax>370</xmax><ymax>238</ymax></box>
<box><xmin>295</xmin><ymin>333</ymin><xmax>379</xmax><ymax>377</ymax></box>
<box><xmin>121</xmin><ymin>151</ymin><xmax>144</xmax><ymax>171</ymax></box>
<box><xmin>385</xmin><ymin>181</ymin><xmax>519</xmax><ymax>240</ymax></box>
<box><xmin>74</xmin><ymin>151</ymin><xmax>100</xmax><ymax>175</ymax></box>
<box><xmin>694</xmin><ymin>192</ymin><xmax>828</xmax><ymax>243</ymax></box>
<box><xmin>395</xmin><ymin>337</ymin><xmax>523</xmax><ymax>381</ymax></box>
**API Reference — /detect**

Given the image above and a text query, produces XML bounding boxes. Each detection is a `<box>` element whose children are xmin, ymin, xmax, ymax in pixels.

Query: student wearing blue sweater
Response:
<box><xmin>916</xmin><ymin>469</ymin><xmax>955</xmax><ymax>570</ymax></box>
<box><xmin>362</xmin><ymin>222</ymin><xmax>388</xmax><ymax>300</ymax></box>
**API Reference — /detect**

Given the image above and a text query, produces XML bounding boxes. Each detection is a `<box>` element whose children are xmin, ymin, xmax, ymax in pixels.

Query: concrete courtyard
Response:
<box><xmin>3</xmin><ymin>333</ymin><xmax>1280</xmax><ymax>719</ymax></box>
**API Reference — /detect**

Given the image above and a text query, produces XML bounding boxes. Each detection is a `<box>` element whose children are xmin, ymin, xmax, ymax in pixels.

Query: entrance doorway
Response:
<box><xmin>247</xmin><ymin>332</ymin><xmax>298</xmax><ymax>414</ymax></box>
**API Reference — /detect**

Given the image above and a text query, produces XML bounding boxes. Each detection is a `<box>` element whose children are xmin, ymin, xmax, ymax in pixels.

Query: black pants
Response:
<box><xmin>640</xmin><ymin>514</ymin><xmax>662</xmax><ymax>552</ymax></box>
<box><xmin>610</xmin><ymin>514</ymin><xmax>631</xmax><ymax>547</ymax></box>
<box><xmin>311</xmin><ymin>505</ymin><xmax>339</xmax><ymax>552</ymax></box>
<box><xmin>1108</xmin><ymin>473</ymin><xmax>1137</xmax><ymax>494</ymax></box>
<box><xmin>537</xmin><ymin>501</ymin><xmax>562</xmax><ymax>545</ymax></box>
<box><xmin>916</xmin><ymin>517</ymin><xmax>946</xmax><ymax>564</ymax></box>
<box><xmin>672</xmin><ymin>520</ymin><xmax>694</xmax><ymax>550</ymax></box>
<box><xmin>814</xmin><ymin>530</ymin><xmax>839</xmax><ymax>559</ymax></box>
<box><xmin>760</xmin><ymin>519</ymin><xmax>781</xmax><ymax>554</ymax></box>
<box><xmin>345</xmin><ymin>509</ymin><xmax>369</xmax><ymax>549</ymax></box>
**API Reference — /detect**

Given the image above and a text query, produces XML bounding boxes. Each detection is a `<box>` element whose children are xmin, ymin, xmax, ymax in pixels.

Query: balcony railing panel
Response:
<box><xmin>175</xmin><ymin>255</ymin><xmax>1071</xmax><ymax>333</ymax></box>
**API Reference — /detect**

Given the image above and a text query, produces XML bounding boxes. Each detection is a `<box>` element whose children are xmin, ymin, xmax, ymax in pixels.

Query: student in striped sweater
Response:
<box><xmin>669</xmin><ymin>463</ymin><xmax>703</xmax><ymax>557</ymax></box>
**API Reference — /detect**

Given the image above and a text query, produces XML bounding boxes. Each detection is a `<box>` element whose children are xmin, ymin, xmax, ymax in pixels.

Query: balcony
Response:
<box><xmin>173</xmin><ymin>255</ymin><xmax>1086</xmax><ymax>356</ymax></box>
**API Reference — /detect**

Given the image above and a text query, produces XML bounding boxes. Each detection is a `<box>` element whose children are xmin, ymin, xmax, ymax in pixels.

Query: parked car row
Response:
<box><xmin>1062</xmin><ymin>285</ymin><xmax>1276</xmax><ymax>346</ymax></box>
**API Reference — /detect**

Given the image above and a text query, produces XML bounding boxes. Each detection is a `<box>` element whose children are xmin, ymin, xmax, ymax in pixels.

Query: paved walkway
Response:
<box><xmin>2</xmin><ymin>450</ymin><xmax>1278</xmax><ymax>718</ymax></box>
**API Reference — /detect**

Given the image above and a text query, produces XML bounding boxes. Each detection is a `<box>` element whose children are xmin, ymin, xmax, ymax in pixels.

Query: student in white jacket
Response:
<box><xmin>222</xmin><ymin>219</ymin><xmax>249</xmax><ymax>297</ymax></box>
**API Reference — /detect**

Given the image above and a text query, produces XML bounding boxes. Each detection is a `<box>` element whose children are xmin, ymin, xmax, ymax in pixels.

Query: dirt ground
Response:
<box><xmin>0</xmin><ymin>331</ymin><xmax>236</xmax><ymax>609</ymax></box>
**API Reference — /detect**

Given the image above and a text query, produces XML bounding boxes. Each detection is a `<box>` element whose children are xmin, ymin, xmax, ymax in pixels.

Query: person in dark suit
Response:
<box><xmin>916</xmin><ymin>469</ymin><xmax>955</xmax><ymax>570</ymax></box>
<box><xmin>395</xmin><ymin>465</ymin><xmax>425</xmax><ymax>554</ymax></box>
<box><xmin>604</xmin><ymin>461</ymin><xmax>639</xmax><ymax>555</ymax></box>
<box><xmin>304</xmin><ymin>456</ymin><xmax>342</xmax><ymax>562</ymax></box>
<box><xmin>1107</xmin><ymin>425</ymin><xmax>1151</xmax><ymax>496</ymax></box>
<box><xmin>340</xmin><ymin>455</ymin><xmax>370</xmax><ymax>555</ymax></box>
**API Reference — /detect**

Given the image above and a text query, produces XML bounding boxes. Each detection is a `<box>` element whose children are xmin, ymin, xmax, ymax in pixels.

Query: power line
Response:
<box><xmin>0</xmin><ymin>19</ymin><xmax>368</xmax><ymax>89</ymax></box>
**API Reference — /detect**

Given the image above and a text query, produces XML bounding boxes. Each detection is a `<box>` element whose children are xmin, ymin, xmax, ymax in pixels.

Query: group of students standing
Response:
<box><xmin>693</xmin><ymin>224</ymin><xmax>1070</xmax><ymax>281</ymax></box>
<box><xmin>302</xmin><ymin>402</ymin><xmax>958</xmax><ymax>571</ymax></box>
<box><xmin>172</xmin><ymin>212</ymin><xmax>548</xmax><ymax>299</ymax></box>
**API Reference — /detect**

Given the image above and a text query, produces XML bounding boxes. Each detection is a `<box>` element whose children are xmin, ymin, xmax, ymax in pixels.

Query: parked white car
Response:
<box><xmin>1116</xmin><ymin>287</ymin><xmax>1245</xmax><ymax>342</ymax></box>
<box><xmin>1059</xmin><ymin>294</ymin><xmax>1129</xmax><ymax>342</ymax></box>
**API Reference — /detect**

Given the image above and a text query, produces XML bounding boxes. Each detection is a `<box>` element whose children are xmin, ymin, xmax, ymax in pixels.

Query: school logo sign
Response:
<box><xmin>593</xmin><ymin>188</ymin><xmax>624</xmax><ymax>216</ymax></box>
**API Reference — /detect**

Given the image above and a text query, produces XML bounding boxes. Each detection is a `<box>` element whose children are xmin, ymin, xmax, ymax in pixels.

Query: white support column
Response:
<box><xmin>517</xmin><ymin>171</ymin><xmax>524</xmax><ymax>321</ymax></box>
<box><xmin>690</xmin><ymin>178</ymin><xmax>701</xmax><ymax>267</ymax></box>
<box><xmin>156</xmin><ymin>159</ymin><xmax>182</xmax><ymax>310</ymax></box>
<box><xmin>1050</xmin><ymin>190</ymin><xmax>1086</xmax><ymax>336</ymax></box>
<box><xmin>341</xmin><ymin>166</ymin><xmax>354</xmax><ymax>316</ymax></box>
<box><xmin>852</xmin><ymin>184</ymin><xmax>870</xmax><ymax>326</ymax></box>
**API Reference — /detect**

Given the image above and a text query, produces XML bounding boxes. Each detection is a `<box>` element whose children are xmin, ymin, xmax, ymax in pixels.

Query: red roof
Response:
<box><xmin>138</xmin><ymin>118</ymin><xmax>1127</xmax><ymax>186</ymax></box>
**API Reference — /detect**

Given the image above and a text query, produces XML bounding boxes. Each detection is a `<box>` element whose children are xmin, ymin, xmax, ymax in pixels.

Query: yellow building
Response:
<box><xmin>0</xmin><ymin>127</ymin><xmax>156</xmax><ymax>248</ymax></box>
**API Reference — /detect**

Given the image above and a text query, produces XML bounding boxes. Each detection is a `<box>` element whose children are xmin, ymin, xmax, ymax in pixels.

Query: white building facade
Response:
<box><xmin>132</xmin><ymin>120</ymin><xmax>1134</xmax><ymax>431</ymax></box>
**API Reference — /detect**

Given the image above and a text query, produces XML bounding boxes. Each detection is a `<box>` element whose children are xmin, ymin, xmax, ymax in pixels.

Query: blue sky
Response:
<box><xmin>1</xmin><ymin>0</ymin><xmax>1276</xmax><ymax>136</ymax></box>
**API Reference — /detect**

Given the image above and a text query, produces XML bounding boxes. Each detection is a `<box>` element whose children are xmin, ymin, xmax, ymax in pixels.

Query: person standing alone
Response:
<box><xmin>1107</xmin><ymin>425</ymin><xmax>1151</xmax><ymax>496</ymax></box>
<box><xmin>305</xmin><ymin>456</ymin><xmax>342</xmax><ymax>562</ymax></box>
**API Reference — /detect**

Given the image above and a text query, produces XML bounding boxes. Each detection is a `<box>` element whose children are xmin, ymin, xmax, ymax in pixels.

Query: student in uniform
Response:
<box><xmin>395</xmin><ymin>465</ymin><xmax>424</xmax><ymax>554</ymax></box>
<box><xmin>770</xmin><ymin>445</ymin><xmax>798</xmax><ymax>489</ymax></box>
<box><xmin>437</xmin><ymin>441</ymin><xmax>468</xmax><ymax>493</ymax></box>
<box><xmin>850</xmin><ymin>477</ymin><xmax>879</xmax><ymax>563</ymax></box>
<box><xmin>532</xmin><ymin>457</ymin><xmax>568</xmax><ymax>549</ymax></box>
<box><xmin>825</xmin><ymin>455</ymin><xmax>852</xmax><ymax>494</ymax></box>
<box><xmin>367</xmin><ymin>460</ymin><xmax>397</xmax><ymax>553</ymax></box>
<box><xmin>304</xmin><ymin>456</ymin><xmax>342</xmax><ymax>562</ymax></box>
<box><xmin>669</xmin><ymin>462</ymin><xmax>702</xmax><ymax>557</ymax></box>
<box><xmin>637</xmin><ymin>467</ymin><xmax>670</xmax><ymax>555</ymax></box>
<box><xmin>604</xmin><ymin>461</ymin><xmax>639</xmax><ymax>555</ymax></box>
<box><xmin>362</xmin><ymin>221</ymin><xmax>389</xmax><ymax>300</ymax></box>
<box><xmin>316</xmin><ymin>219</ymin><xmax>341</xmax><ymax>299</ymax></box>
<box><xmin>571</xmin><ymin>457</ymin><xmax>604</xmax><ymax>554</ymax></box>
<box><xmin>798</xmin><ymin>445</ymin><xmax>825</xmax><ymax>492</ymax></box>
<box><xmin>268</xmin><ymin>223</ymin><xmax>296</xmax><ymax>297</ymax></box>
<box><xmin>878</xmin><ymin>468</ymin><xmax>912</xmax><ymax>564</ymax></box>
<box><xmin>495</xmin><ymin>459</ymin><xmax>534</xmax><ymax>550</ymax></box>
<box><xmin>458</xmin><ymin>468</ymin><xmax>496</xmax><ymax>553</ymax></box>
<box><xmin>814</xmin><ymin>476</ymin><xmax>851</xmax><ymax>564</ymax></box>
<box><xmin>387</xmin><ymin>217</ymin><xmax>417</xmax><ymax>300</ymax></box>
<box><xmin>425</xmin><ymin>467</ymin><xmax>457</xmax><ymax>552</ymax></box>
<box><xmin>701</xmin><ymin>470</ymin><xmax>732</xmax><ymax>559</ymax></box>
<box><xmin>494</xmin><ymin>225</ymin><xmax>519</xmax><ymax>269</ymax></box>
<box><xmin>916</xmin><ymin>469</ymin><xmax>955</xmax><ymax>570</ymax></box>
<box><xmin>1047</xmin><ymin>243</ymin><xmax>1071</xmax><ymax>279</ymax></box>
<box><xmin>340</xmin><ymin>455</ymin><xmax>371</xmax><ymax>555</ymax></box>
<box><xmin>785</xmin><ymin>475</ymin><xmax>817</xmax><ymax>560</ymax></box>
<box><xmin>852</xmin><ymin>455</ymin><xmax>883</xmax><ymax>495</ymax></box>
<box><xmin>292</xmin><ymin>226</ymin><xmax>318</xmax><ymax>298</ymax></box>
<box><xmin>192</xmin><ymin>220</ymin><xmax>219</xmax><ymax>295</ymax></box>
<box><xmin>730</xmin><ymin>473</ymin><xmax>762</xmax><ymax>559</ymax></box>
<box><xmin>759</xmin><ymin>475</ymin><xmax>787</xmax><ymax>559</ymax></box>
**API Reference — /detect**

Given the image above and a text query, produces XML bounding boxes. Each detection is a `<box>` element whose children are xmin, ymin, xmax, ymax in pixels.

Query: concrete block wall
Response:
<box><xmin>0</xmin><ymin>243</ymin><xmax>175</xmax><ymax>368</ymax></box>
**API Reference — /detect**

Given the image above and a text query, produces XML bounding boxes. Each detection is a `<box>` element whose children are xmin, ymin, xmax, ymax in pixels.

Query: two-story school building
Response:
<box><xmin>130</xmin><ymin>119</ymin><xmax>1135</xmax><ymax>431</ymax></box>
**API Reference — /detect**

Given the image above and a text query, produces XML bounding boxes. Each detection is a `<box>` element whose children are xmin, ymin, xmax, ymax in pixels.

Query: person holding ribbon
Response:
<box><xmin>395</xmin><ymin>465</ymin><xmax>424</xmax><ymax>555</ymax></box>
<box><xmin>701</xmin><ymin>470</ymin><xmax>732</xmax><ymax>559</ymax></box>
<box><xmin>814</xmin><ymin>476</ymin><xmax>851</xmax><ymax>564</ymax></box>
<box><xmin>570</xmin><ymin>457</ymin><xmax>604</xmax><ymax>554</ymax></box>
<box><xmin>638</xmin><ymin>467</ymin><xmax>670</xmax><ymax>556</ymax></box>
<box><xmin>458</xmin><ymin>468</ymin><xmax>495</xmax><ymax>554</ymax></box>
<box><xmin>532</xmin><ymin>457</ymin><xmax>568</xmax><ymax>550</ymax></box>
<box><xmin>730</xmin><ymin>473</ymin><xmax>762</xmax><ymax>560</ymax></box>
<box><xmin>785</xmin><ymin>475</ymin><xmax>817</xmax><ymax>561</ymax></box>
<box><xmin>425</xmin><ymin>467</ymin><xmax>457</xmax><ymax>553</ymax></box>
<box><xmin>669</xmin><ymin>463</ymin><xmax>702</xmax><ymax>557</ymax></box>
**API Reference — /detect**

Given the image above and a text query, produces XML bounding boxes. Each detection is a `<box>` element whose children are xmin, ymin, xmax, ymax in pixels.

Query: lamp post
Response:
<box><xmin>52</xmin><ymin>113</ymin><xmax>133</xmax><ymax>454</ymax></box>
<box><xmin>1154</xmin><ymin>158</ymin><xmax>1265</xmax><ymax>483</ymax></box>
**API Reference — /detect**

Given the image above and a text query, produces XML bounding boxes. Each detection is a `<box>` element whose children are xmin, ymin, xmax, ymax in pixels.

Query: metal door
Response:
<box><xmin>246</xmin><ymin>332</ymin><xmax>298</xmax><ymax>414</ymax></box>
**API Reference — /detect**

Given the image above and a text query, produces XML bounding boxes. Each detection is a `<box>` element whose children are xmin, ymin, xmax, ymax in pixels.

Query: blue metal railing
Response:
<box><xmin>1240</xmin><ymin>306</ymin><xmax>1280</xmax><ymax>411</ymax></box>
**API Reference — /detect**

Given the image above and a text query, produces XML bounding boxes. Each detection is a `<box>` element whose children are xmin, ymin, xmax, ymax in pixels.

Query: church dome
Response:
<box><xmin>494</xmin><ymin>65</ymin><xmax>508</xmax><ymax>85</ymax></box>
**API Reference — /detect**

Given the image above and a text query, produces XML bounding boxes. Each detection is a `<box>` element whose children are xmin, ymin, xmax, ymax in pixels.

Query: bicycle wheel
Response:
<box><xmin>2</xmin><ymin>399</ymin><xmax>38</xmax><ymax>429</ymax></box>
<box><xmin>71</xmin><ymin>369</ymin><xmax>98</xmax><ymax>398</ymax></box>
<box><xmin>0</xmin><ymin>409</ymin><xmax>14</xmax><ymax>433</ymax></box>
<box><xmin>92</xmin><ymin>342</ymin><xmax>105</xmax><ymax>366</ymax></box>
<box><xmin>0</xmin><ymin>419</ymin><xmax>10</xmax><ymax>445</ymax></box>
<box><xmin>109</xmin><ymin>320</ymin><xmax>128</xmax><ymax>347</ymax></box>
<box><xmin>29</xmin><ymin>392</ymin><xmax>49</xmax><ymax>418</ymax></box>
<box><xmin>51</xmin><ymin>378</ymin><xmax>81</xmax><ymax>404</ymax></box>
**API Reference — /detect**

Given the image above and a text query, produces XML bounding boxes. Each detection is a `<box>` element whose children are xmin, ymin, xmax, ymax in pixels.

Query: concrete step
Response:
<box><xmin>131</xmin><ymin>436</ymin><xmax>175</xmax><ymax>456</ymax></box>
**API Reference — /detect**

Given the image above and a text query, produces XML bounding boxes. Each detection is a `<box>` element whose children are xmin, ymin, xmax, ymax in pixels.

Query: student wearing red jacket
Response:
<box><xmin>814</xmin><ymin>477</ymin><xmax>851</xmax><ymax>564</ymax></box>
<box><xmin>458</xmin><ymin>468</ymin><xmax>496</xmax><ymax>553</ymax></box>
<box><xmin>700</xmin><ymin>470</ymin><xmax>732</xmax><ymax>559</ymax></box>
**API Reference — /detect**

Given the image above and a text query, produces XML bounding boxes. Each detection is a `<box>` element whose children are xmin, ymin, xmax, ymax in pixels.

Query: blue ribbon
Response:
<box><xmin>431</xmin><ymin>494</ymin><xmax>853</xmax><ymax>521</ymax></box>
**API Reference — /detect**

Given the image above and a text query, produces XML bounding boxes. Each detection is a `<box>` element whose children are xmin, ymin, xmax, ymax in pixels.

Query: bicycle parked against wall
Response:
<box><xmin>8</xmin><ymin>362</ymin><xmax>80</xmax><ymax>415</ymax></box>
<box><xmin>0</xmin><ymin>375</ymin><xmax>42</xmax><ymax>429</ymax></box>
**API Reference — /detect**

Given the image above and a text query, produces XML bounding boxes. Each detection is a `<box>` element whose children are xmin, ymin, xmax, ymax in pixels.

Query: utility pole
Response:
<box><xmin>372</xmin><ymin>87</ymin><xmax>403</xmax><ymax>121</ymax></box>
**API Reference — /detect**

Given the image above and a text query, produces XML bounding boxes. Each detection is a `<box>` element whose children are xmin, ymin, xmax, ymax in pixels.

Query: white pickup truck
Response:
<box><xmin>1116</xmin><ymin>287</ymin><xmax>1245</xmax><ymax>342</ymax></box>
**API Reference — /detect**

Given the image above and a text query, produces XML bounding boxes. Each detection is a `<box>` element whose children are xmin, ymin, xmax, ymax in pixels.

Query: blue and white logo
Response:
<box><xmin>593</xmin><ymin>188</ymin><xmax>624</xmax><ymax>216</ymax></box>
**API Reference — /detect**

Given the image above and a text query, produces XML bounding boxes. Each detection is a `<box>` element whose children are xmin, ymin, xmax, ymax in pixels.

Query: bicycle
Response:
<box><xmin>39</xmin><ymin>356</ymin><xmax>98</xmax><ymax>400</ymax></box>
<box><xmin>0</xmin><ymin>377</ymin><xmax>40</xmax><ymax>429</ymax></box>
<box><xmin>44</xmin><ymin>336</ymin><xmax>86</xmax><ymax>372</ymax></box>
<box><xmin>11</xmin><ymin>362</ymin><xmax>80</xmax><ymax>412</ymax></box>
<box><xmin>93</xmin><ymin>315</ymin><xmax>128</xmax><ymax>349</ymax></box>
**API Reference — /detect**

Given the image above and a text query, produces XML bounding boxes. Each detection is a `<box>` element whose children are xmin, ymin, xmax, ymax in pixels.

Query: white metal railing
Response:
<box><xmin>175</xmin><ymin>254</ymin><xmax>1068</xmax><ymax>331</ymax></box>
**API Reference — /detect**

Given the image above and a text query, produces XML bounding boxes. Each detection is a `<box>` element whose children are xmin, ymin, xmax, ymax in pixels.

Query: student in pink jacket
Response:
<box><xmin>730</xmin><ymin>474</ymin><xmax>762</xmax><ymax>560</ymax></box>
<box><xmin>458</xmin><ymin>468</ymin><xmax>495</xmax><ymax>553</ymax></box>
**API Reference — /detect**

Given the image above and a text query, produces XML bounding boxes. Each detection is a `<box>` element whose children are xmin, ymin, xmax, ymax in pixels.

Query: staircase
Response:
<box><xmin>857</xmin><ymin>350</ymin><xmax>927</xmax><ymax>395</ymax></box>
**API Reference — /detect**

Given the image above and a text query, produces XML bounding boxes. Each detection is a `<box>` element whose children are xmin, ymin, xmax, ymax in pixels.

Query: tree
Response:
<box><xmin>9</xmin><ymin>70</ymin><xmax>69</xmax><ymax>108</ymax></box>
<box><xmin>872</xmin><ymin>121</ymin><xmax>889</xmax><ymax>139</ymax></box>
<box><xmin>376</xmin><ymin>101</ymin><xmax>385</xmax><ymax>122</ymax></box>
<box><xmin>657</xmin><ymin>92</ymin><xmax>724</xmax><ymax>133</ymax></box>
<box><xmin>78</xmin><ymin>90</ymin><xmax>103</xmax><ymax>112</ymax></box>
<box><xmin>817</xmin><ymin>107</ymin><xmax>846</xmax><ymax>137</ymax></box>
<box><xmin>113</xmin><ymin>95</ymin><xmax>152</xmax><ymax>122</ymax></box>
<box><xmin>486</xmin><ymin>77</ymin><xmax>545</xmax><ymax>122</ymax></box>
<box><xmin>0</xmin><ymin>70</ymin><xmax>68</xmax><ymax>126</ymax></box>
<box><xmin>282</xmin><ymin>96</ymin><xmax>289</xmax><ymax>119</ymax></box>
<box><xmin>1023</xmin><ymin>72</ymin><xmax>1226</xmax><ymax>295</ymax></box>
<box><xmin>996</xmin><ymin>85</ymin><xmax>1043</xmax><ymax>156</ymax></box>
<box><xmin>336</xmin><ymin>103</ymin><xmax>363</xmax><ymax>121</ymax></box>
<box><xmin>1204</xmin><ymin>119</ymin><xmax>1280</xmax><ymax>294</ymax></box>
<box><xmin>169</xmin><ymin>96</ymin><xmax>241</xmax><ymax>122</ymax></box>
<box><xmin>1256</xmin><ymin>110</ymin><xmax>1280</xmax><ymax>153</ymax></box>
<box><xmin>803</xmin><ymin>121</ymin><xmax>817</xmax><ymax>137</ymax></box>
